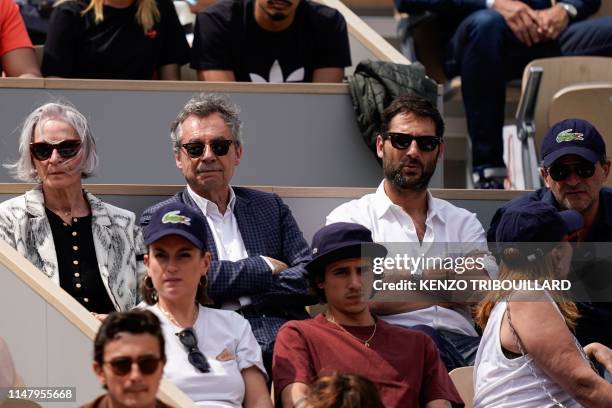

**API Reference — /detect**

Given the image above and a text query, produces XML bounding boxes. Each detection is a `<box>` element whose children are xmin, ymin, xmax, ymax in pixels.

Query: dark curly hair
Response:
<box><xmin>94</xmin><ymin>310</ymin><xmax>165</xmax><ymax>366</ymax></box>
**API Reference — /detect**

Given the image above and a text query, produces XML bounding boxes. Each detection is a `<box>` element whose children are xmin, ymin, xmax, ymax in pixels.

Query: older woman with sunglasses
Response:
<box><xmin>0</xmin><ymin>102</ymin><xmax>145</xmax><ymax>314</ymax></box>
<box><xmin>141</xmin><ymin>202</ymin><xmax>271</xmax><ymax>408</ymax></box>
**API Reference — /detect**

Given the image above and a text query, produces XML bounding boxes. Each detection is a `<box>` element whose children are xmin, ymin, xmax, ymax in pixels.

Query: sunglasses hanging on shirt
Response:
<box><xmin>176</xmin><ymin>327</ymin><xmax>210</xmax><ymax>373</ymax></box>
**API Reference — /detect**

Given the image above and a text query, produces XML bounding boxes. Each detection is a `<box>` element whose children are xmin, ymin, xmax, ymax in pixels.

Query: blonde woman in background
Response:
<box><xmin>42</xmin><ymin>0</ymin><xmax>189</xmax><ymax>79</ymax></box>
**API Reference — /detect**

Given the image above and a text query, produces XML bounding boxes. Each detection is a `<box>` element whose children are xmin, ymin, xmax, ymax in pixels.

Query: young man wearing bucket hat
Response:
<box><xmin>272</xmin><ymin>222</ymin><xmax>462</xmax><ymax>408</ymax></box>
<box><xmin>488</xmin><ymin>118</ymin><xmax>612</xmax><ymax>348</ymax></box>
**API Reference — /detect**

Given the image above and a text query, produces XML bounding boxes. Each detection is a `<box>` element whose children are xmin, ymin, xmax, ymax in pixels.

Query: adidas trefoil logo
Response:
<box><xmin>249</xmin><ymin>60</ymin><xmax>305</xmax><ymax>83</ymax></box>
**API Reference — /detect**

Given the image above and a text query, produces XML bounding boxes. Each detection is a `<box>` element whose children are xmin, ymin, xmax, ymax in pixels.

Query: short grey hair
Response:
<box><xmin>4</xmin><ymin>102</ymin><xmax>99</xmax><ymax>182</ymax></box>
<box><xmin>170</xmin><ymin>93</ymin><xmax>243</xmax><ymax>153</ymax></box>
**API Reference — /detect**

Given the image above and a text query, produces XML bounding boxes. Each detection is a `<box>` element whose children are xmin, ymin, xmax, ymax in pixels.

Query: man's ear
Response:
<box><xmin>143</xmin><ymin>254</ymin><xmax>149</xmax><ymax>268</ymax></box>
<box><xmin>175</xmin><ymin>152</ymin><xmax>183</xmax><ymax>171</ymax></box>
<box><xmin>601</xmin><ymin>160</ymin><xmax>610</xmax><ymax>180</ymax></box>
<box><xmin>437</xmin><ymin>141</ymin><xmax>445</xmax><ymax>162</ymax></box>
<box><xmin>234</xmin><ymin>144</ymin><xmax>243</xmax><ymax>166</ymax></box>
<box><xmin>93</xmin><ymin>361</ymin><xmax>106</xmax><ymax>387</ymax></box>
<box><xmin>540</xmin><ymin>167</ymin><xmax>550</xmax><ymax>188</ymax></box>
<box><xmin>376</xmin><ymin>134</ymin><xmax>384</xmax><ymax>160</ymax></box>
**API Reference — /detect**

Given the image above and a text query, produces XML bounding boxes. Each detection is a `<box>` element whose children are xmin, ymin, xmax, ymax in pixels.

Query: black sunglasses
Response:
<box><xmin>104</xmin><ymin>355</ymin><xmax>162</xmax><ymax>376</ymax></box>
<box><xmin>182</xmin><ymin>140</ymin><xmax>233</xmax><ymax>158</ymax></box>
<box><xmin>29</xmin><ymin>140</ymin><xmax>82</xmax><ymax>161</ymax></box>
<box><xmin>176</xmin><ymin>328</ymin><xmax>210</xmax><ymax>373</ymax></box>
<box><xmin>382</xmin><ymin>132</ymin><xmax>442</xmax><ymax>152</ymax></box>
<box><xmin>547</xmin><ymin>161</ymin><xmax>596</xmax><ymax>182</ymax></box>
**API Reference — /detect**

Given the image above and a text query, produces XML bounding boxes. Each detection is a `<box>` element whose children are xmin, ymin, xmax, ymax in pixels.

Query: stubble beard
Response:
<box><xmin>384</xmin><ymin>157</ymin><xmax>436</xmax><ymax>192</ymax></box>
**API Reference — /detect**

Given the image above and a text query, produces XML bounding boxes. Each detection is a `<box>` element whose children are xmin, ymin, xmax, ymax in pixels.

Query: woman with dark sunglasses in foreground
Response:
<box><xmin>0</xmin><ymin>102</ymin><xmax>145</xmax><ymax>315</ymax></box>
<box><xmin>141</xmin><ymin>202</ymin><xmax>271</xmax><ymax>408</ymax></box>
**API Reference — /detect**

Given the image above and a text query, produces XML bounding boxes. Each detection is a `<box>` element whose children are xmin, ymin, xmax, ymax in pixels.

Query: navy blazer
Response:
<box><xmin>140</xmin><ymin>186</ymin><xmax>315</xmax><ymax>308</ymax></box>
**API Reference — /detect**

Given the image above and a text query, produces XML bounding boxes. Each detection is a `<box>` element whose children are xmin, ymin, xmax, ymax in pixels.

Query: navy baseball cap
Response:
<box><xmin>305</xmin><ymin>223</ymin><xmax>387</xmax><ymax>277</ymax></box>
<box><xmin>144</xmin><ymin>202</ymin><xmax>207</xmax><ymax>250</ymax></box>
<box><xmin>541</xmin><ymin>118</ymin><xmax>606</xmax><ymax>167</ymax></box>
<box><xmin>496</xmin><ymin>202</ymin><xmax>583</xmax><ymax>250</ymax></box>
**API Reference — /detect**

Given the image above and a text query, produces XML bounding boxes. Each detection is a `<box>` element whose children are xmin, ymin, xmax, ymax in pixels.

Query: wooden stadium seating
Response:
<box><xmin>448</xmin><ymin>366</ymin><xmax>474</xmax><ymax>408</ymax></box>
<box><xmin>519</xmin><ymin>57</ymin><xmax>612</xmax><ymax>157</ymax></box>
<box><xmin>549</xmin><ymin>82</ymin><xmax>612</xmax><ymax>188</ymax></box>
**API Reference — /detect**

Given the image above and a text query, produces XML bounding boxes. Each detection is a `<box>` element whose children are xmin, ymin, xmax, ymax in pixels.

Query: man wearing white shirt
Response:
<box><xmin>141</xmin><ymin>93</ymin><xmax>313</xmax><ymax>376</ymax></box>
<box><xmin>327</xmin><ymin>94</ymin><xmax>490</xmax><ymax>370</ymax></box>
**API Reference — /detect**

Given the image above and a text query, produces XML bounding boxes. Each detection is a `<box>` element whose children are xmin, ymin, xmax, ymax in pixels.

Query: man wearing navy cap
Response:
<box><xmin>272</xmin><ymin>222</ymin><xmax>462</xmax><ymax>408</ymax></box>
<box><xmin>488</xmin><ymin>118</ymin><xmax>612</xmax><ymax>348</ymax></box>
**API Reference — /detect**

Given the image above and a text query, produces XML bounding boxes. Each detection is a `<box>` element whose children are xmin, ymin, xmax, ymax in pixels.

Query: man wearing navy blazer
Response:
<box><xmin>141</xmin><ymin>93</ymin><xmax>314</xmax><ymax>375</ymax></box>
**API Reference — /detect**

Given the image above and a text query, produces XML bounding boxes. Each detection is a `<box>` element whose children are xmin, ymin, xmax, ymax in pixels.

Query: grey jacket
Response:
<box><xmin>0</xmin><ymin>187</ymin><xmax>145</xmax><ymax>311</ymax></box>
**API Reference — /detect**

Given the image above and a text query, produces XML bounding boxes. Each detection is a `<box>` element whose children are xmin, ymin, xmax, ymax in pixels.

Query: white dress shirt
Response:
<box><xmin>327</xmin><ymin>180</ymin><xmax>494</xmax><ymax>336</ymax></box>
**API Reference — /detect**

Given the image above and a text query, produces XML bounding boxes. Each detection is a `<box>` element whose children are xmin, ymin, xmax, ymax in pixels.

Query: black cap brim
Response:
<box><xmin>543</xmin><ymin>146</ymin><xmax>600</xmax><ymax>167</ymax></box>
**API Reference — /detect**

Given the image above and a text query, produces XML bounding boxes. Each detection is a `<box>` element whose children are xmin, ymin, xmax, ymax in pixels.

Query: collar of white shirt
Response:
<box><xmin>372</xmin><ymin>180</ymin><xmax>446</xmax><ymax>226</ymax></box>
<box><xmin>187</xmin><ymin>184</ymin><xmax>237</xmax><ymax>217</ymax></box>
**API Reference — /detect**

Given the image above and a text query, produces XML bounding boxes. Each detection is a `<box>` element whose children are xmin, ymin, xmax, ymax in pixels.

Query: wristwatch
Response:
<box><xmin>558</xmin><ymin>2</ymin><xmax>578</xmax><ymax>19</ymax></box>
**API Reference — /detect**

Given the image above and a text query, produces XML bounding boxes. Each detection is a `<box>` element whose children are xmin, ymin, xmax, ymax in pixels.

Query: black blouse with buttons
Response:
<box><xmin>45</xmin><ymin>209</ymin><xmax>115</xmax><ymax>314</ymax></box>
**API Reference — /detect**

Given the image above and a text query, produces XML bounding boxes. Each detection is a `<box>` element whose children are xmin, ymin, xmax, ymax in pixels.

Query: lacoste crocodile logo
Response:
<box><xmin>162</xmin><ymin>210</ymin><xmax>191</xmax><ymax>225</ymax></box>
<box><xmin>556</xmin><ymin>129</ymin><xmax>584</xmax><ymax>143</ymax></box>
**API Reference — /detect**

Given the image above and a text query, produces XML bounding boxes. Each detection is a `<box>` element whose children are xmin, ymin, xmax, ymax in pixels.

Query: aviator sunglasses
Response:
<box><xmin>182</xmin><ymin>140</ymin><xmax>234</xmax><ymax>158</ymax></box>
<box><xmin>29</xmin><ymin>140</ymin><xmax>82</xmax><ymax>161</ymax></box>
<box><xmin>176</xmin><ymin>328</ymin><xmax>210</xmax><ymax>373</ymax></box>
<box><xmin>547</xmin><ymin>161</ymin><xmax>596</xmax><ymax>182</ymax></box>
<box><xmin>382</xmin><ymin>132</ymin><xmax>442</xmax><ymax>152</ymax></box>
<box><xmin>104</xmin><ymin>355</ymin><xmax>163</xmax><ymax>376</ymax></box>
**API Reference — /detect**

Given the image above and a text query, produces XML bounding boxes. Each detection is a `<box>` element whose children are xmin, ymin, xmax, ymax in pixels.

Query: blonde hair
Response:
<box><xmin>67</xmin><ymin>0</ymin><xmax>160</xmax><ymax>33</ymax></box>
<box><xmin>474</xmin><ymin>248</ymin><xmax>579</xmax><ymax>331</ymax></box>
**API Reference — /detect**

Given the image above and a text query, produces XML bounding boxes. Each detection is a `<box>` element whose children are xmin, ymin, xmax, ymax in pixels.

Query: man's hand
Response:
<box><xmin>536</xmin><ymin>5</ymin><xmax>570</xmax><ymax>41</ymax></box>
<box><xmin>263</xmin><ymin>256</ymin><xmax>289</xmax><ymax>275</ymax></box>
<box><xmin>492</xmin><ymin>0</ymin><xmax>541</xmax><ymax>46</ymax></box>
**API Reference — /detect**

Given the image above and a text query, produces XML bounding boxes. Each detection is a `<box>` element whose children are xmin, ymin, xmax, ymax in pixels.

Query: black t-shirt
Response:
<box><xmin>191</xmin><ymin>0</ymin><xmax>351</xmax><ymax>82</ymax></box>
<box><xmin>42</xmin><ymin>0</ymin><xmax>189</xmax><ymax>79</ymax></box>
